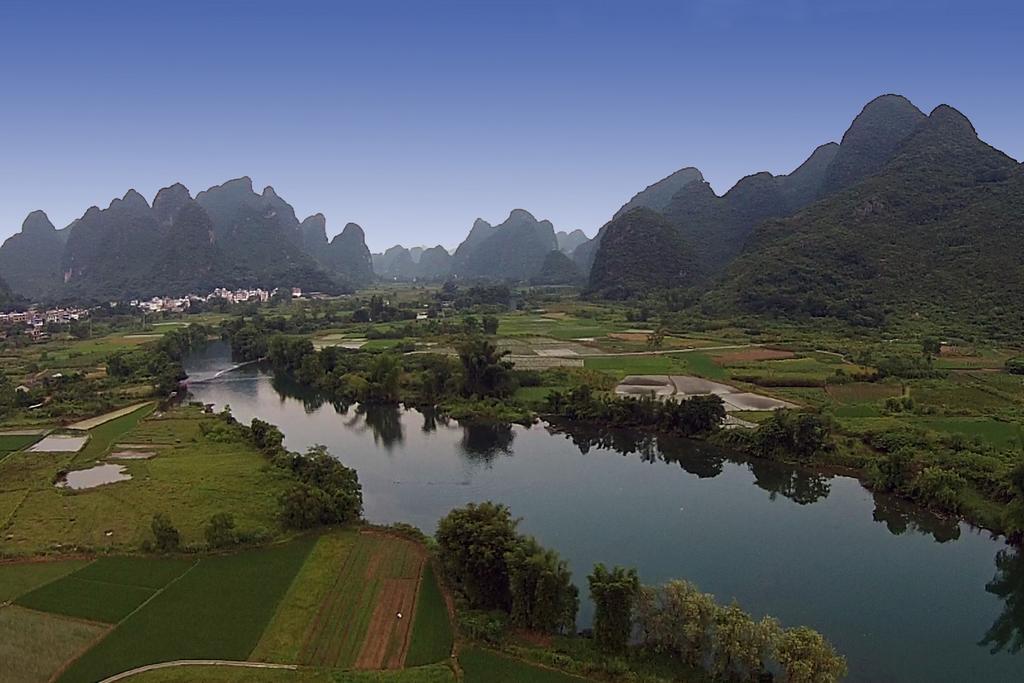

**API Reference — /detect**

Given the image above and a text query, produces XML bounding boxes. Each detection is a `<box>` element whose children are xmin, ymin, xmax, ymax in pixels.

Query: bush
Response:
<box><xmin>151</xmin><ymin>513</ymin><xmax>180</xmax><ymax>552</ymax></box>
<box><xmin>205</xmin><ymin>512</ymin><xmax>237</xmax><ymax>548</ymax></box>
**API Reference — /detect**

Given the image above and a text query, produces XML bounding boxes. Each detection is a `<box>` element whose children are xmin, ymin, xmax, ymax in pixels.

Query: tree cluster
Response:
<box><xmin>435</xmin><ymin>502</ymin><xmax>579</xmax><ymax>635</ymax></box>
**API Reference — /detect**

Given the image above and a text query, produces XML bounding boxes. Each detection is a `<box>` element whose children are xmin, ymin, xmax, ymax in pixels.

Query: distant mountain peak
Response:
<box><xmin>110</xmin><ymin>188</ymin><xmax>151</xmax><ymax>212</ymax></box>
<box><xmin>614</xmin><ymin>166</ymin><xmax>704</xmax><ymax>219</ymax></box>
<box><xmin>508</xmin><ymin>208</ymin><xmax>537</xmax><ymax>222</ymax></box>
<box><xmin>153</xmin><ymin>183</ymin><xmax>194</xmax><ymax>224</ymax></box>
<box><xmin>472</xmin><ymin>218</ymin><xmax>491</xmax><ymax>230</ymax></box>
<box><xmin>340</xmin><ymin>222</ymin><xmax>365</xmax><ymax>239</ymax></box>
<box><xmin>21</xmin><ymin>210</ymin><xmax>56</xmax><ymax>235</ymax></box>
<box><xmin>927</xmin><ymin>104</ymin><xmax>977</xmax><ymax>137</ymax></box>
<box><xmin>261</xmin><ymin>185</ymin><xmax>280</xmax><ymax>199</ymax></box>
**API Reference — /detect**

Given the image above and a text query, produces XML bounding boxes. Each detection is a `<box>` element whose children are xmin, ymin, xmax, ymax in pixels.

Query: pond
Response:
<box><xmin>185</xmin><ymin>342</ymin><xmax>1024</xmax><ymax>682</ymax></box>
<box><xmin>57</xmin><ymin>463</ymin><xmax>131</xmax><ymax>489</ymax></box>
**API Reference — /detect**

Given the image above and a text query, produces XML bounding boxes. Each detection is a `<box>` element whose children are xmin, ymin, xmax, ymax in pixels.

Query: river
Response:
<box><xmin>185</xmin><ymin>342</ymin><xmax>1024</xmax><ymax>682</ymax></box>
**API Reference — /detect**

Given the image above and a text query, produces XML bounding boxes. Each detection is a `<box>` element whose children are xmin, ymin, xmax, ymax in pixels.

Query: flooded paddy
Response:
<box><xmin>29</xmin><ymin>435</ymin><xmax>89</xmax><ymax>453</ymax></box>
<box><xmin>57</xmin><ymin>464</ymin><xmax>131</xmax><ymax>489</ymax></box>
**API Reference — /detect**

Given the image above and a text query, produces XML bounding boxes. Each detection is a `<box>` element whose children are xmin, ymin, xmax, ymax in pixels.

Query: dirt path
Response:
<box><xmin>66</xmin><ymin>403</ymin><xmax>152</xmax><ymax>431</ymax></box>
<box><xmin>97</xmin><ymin>660</ymin><xmax>298</xmax><ymax>682</ymax></box>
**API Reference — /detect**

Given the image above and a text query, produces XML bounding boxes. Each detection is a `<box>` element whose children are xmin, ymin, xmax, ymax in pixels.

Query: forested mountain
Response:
<box><xmin>451</xmin><ymin>209</ymin><xmax>558</xmax><ymax>280</ymax></box>
<box><xmin>555</xmin><ymin>229</ymin><xmax>589</xmax><ymax>254</ymax></box>
<box><xmin>709</xmin><ymin>104</ymin><xmax>1024</xmax><ymax>330</ymax></box>
<box><xmin>578</xmin><ymin>94</ymin><xmax>932</xmax><ymax>278</ymax></box>
<box><xmin>0</xmin><ymin>211</ymin><xmax>67</xmax><ymax>300</ymax></box>
<box><xmin>532</xmin><ymin>249</ymin><xmax>583</xmax><ymax>285</ymax></box>
<box><xmin>416</xmin><ymin>245</ymin><xmax>452</xmax><ymax>279</ymax></box>
<box><xmin>587</xmin><ymin>208</ymin><xmax>699</xmax><ymax>298</ymax></box>
<box><xmin>320</xmin><ymin>223</ymin><xmax>374</xmax><ymax>287</ymax></box>
<box><xmin>372</xmin><ymin>244</ymin><xmax>452</xmax><ymax>281</ymax></box>
<box><xmin>0</xmin><ymin>178</ymin><xmax>375</xmax><ymax>301</ymax></box>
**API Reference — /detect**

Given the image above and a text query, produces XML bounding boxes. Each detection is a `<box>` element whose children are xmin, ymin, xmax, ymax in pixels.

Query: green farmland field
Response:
<box><xmin>460</xmin><ymin>647</ymin><xmax>590</xmax><ymax>683</ymax></box>
<box><xmin>405</xmin><ymin>563</ymin><xmax>453</xmax><ymax>666</ymax></box>
<box><xmin>16</xmin><ymin>556</ymin><xmax>193</xmax><ymax>623</ymax></box>
<box><xmin>0</xmin><ymin>606</ymin><xmax>108</xmax><ymax>683</ymax></box>
<box><xmin>0</xmin><ymin>558</ymin><xmax>89</xmax><ymax>602</ymax></box>
<box><xmin>123</xmin><ymin>663</ymin><xmax>456</xmax><ymax>682</ymax></box>
<box><xmin>57</xmin><ymin>537</ymin><xmax>316</xmax><ymax>683</ymax></box>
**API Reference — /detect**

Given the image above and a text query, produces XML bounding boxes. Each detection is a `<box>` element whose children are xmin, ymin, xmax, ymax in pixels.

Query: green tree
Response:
<box><xmin>279</xmin><ymin>483</ymin><xmax>328</xmax><ymax>529</ymax></box>
<box><xmin>205</xmin><ymin>512</ymin><xmax>237</xmax><ymax>548</ymax></box>
<box><xmin>506</xmin><ymin>536</ymin><xmax>579</xmax><ymax>634</ymax></box>
<box><xmin>588</xmin><ymin>564</ymin><xmax>639</xmax><ymax>653</ymax></box>
<box><xmin>775</xmin><ymin>626</ymin><xmax>847</xmax><ymax>683</ymax></box>
<box><xmin>921</xmin><ymin>336</ymin><xmax>942</xmax><ymax>358</ymax></box>
<box><xmin>369</xmin><ymin>353</ymin><xmax>402</xmax><ymax>402</ymax></box>
<box><xmin>711</xmin><ymin>603</ymin><xmax>779</xmax><ymax>682</ymax></box>
<box><xmin>436</xmin><ymin>502</ymin><xmax>519</xmax><ymax>610</ymax></box>
<box><xmin>635</xmin><ymin>580</ymin><xmax>717</xmax><ymax>667</ymax></box>
<box><xmin>457</xmin><ymin>337</ymin><xmax>514</xmax><ymax>399</ymax></box>
<box><xmin>482</xmin><ymin>315</ymin><xmax>500</xmax><ymax>335</ymax></box>
<box><xmin>151</xmin><ymin>513</ymin><xmax>180</xmax><ymax>552</ymax></box>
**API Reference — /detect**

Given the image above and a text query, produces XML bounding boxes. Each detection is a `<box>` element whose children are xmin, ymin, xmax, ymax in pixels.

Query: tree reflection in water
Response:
<box><xmin>345</xmin><ymin>403</ymin><xmax>404</xmax><ymax>449</ymax></box>
<box><xmin>549</xmin><ymin>422</ymin><xmax>830</xmax><ymax>505</ymax></box>
<box><xmin>870</xmin><ymin>491</ymin><xmax>961</xmax><ymax>543</ymax></box>
<box><xmin>459</xmin><ymin>422</ymin><xmax>515</xmax><ymax>464</ymax></box>
<box><xmin>980</xmin><ymin>546</ymin><xmax>1024</xmax><ymax>654</ymax></box>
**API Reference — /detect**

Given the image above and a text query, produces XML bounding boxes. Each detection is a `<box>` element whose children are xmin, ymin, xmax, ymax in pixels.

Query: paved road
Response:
<box><xmin>98</xmin><ymin>660</ymin><xmax>298</xmax><ymax>682</ymax></box>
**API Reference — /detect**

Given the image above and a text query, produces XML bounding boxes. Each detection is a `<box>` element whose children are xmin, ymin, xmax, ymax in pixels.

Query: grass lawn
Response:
<box><xmin>123</xmin><ymin>663</ymin><xmax>456</xmax><ymax>682</ymax></box>
<box><xmin>0</xmin><ymin>605</ymin><xmax>108</xmax><ymax>683</ymax></box>
<box><xmin>57</xmin><ymin>537</ymin><xmax>317</xmax><ymax>683</ymax></box>
<box><xmin>0</xmin><ymin>406</ymin><xmax>294</xmax><ymax>556</ymax></box>
<box><xmin>460</xmin><ymin>647</ymin><xmax>590</xmax><ymax>683</ymax></box>
<box><xmin>0</xmin><ymin>558</ymin><xmax>91</xmax><ymax>602</ymax></box>
<box><xmin>405</xmin><ymin>564</ymin><xmax>452</xmax><ymax>666</ymax></box>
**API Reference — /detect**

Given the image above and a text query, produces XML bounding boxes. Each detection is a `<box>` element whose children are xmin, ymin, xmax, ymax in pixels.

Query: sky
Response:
<box><xmin>1</xmin><ymin>0</ymin><xmax>1021</xmax><ymax>251</ymax></box>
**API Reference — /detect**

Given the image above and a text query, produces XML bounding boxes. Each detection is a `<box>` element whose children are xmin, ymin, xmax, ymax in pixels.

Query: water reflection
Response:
<box><xmin>871</xmin><ymin>492</ymin><xmax>961</xmax><ymax>543</ymax></box>
<box><xmin>982</xmin><ymin>547</ymin><xmax>1024</xmax><ymax>654</ymax></box>
<box><xmin>549</xmin><ymin>421</ymin><xmax>830</xmax><ymax>506</ymax></box>
<box><xmin>460</xmin><ymin>422</ymin><xmax>515</xmax><ymax>463</ymax></box>
<box><xmin>345</xmin><ymin>403</ymin><xmax>405</xmax><ymax>450</ymax></box>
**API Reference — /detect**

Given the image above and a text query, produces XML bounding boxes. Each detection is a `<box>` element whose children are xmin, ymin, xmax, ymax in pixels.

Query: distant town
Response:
<box><xmin>0</xmin><ymin>287</ymin><xmax>302</xmax><ymax>336</ymax></box>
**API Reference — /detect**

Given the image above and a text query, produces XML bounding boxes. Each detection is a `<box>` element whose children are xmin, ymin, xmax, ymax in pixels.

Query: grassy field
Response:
<box><xmin>404</xmin><ymin>564</ymin><xmax>452</xmax><ymax>666</ymax></box>
<box><xmin>0</xmin><ymin>406</ymin><xmax>294</xmax><ymax>555</ymax></box>
<box><xmin>0</xmin><ymin>558</ymin><xmax>90</xmax><ymax>601</ymax></box>
<box><xmin>0</xmin><ymin>605</ymin><xmax>108</xmax><ymax>683</ymax></box>
<box><xmin>122</xmin><ymin>663</ymin><xmax>456</xmax><ymax>682</ymax></box>
<box><xmin>0</xmin><ymin>432</ymin><xmax>44</xmax><ymax>454</ymax></box>
<box><xmin>16</xmin><ymin>557</ymin><xmax>193</xmax><ymax>623</ymax></box>
<box><xmin>57</xmin><ymin>537</ymin><xmax>316</xmax><ymax>683</ymax></box>
<box><xmin>460</xmin><ymin>647</ymin><xmax>590</xmax><ymax>683</ymax></box>
<box><xmin>70</xmin><ymin>403</ymin><xmax>156</xmax><ymax>465</ymax></box>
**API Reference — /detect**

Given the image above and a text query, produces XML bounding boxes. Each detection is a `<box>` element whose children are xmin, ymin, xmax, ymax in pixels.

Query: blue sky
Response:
<box><xmin>1</xmin><ymin>0</ymin><xmax>1021</xmax><ymax>251</ymax></box>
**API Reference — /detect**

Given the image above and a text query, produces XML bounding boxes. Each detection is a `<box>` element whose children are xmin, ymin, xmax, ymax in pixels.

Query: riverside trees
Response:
<box><xmin>437</xmin><ymin>501</ymin><xmax>846</xmax><ymax>681</ymax></box>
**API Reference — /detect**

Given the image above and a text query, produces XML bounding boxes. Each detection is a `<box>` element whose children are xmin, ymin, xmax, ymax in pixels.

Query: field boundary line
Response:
<box><xmin>96</xmin><ymin>660</ymin><xmax>299</xmax><ymax>682</ymax></box>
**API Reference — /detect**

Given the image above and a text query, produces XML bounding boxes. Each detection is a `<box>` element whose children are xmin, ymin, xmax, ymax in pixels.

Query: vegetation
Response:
<box><xmin>588</xmin><ymin>564</ymin><xmax>639</xmax><ymax>653</ymax></box>
<box><xmin>56</xmin><ymin>536</ymin><xmax>316</xmax><ymax>683</ymax></box>
<box><xmin>406</xmin><ymin>563</ymin><xmax>454</xmax><ymax>666</ymax></box>
<box><xmin>0</xmin><ymin>606</ymin><xmax>108</xmax><ymax>683</ymax></box>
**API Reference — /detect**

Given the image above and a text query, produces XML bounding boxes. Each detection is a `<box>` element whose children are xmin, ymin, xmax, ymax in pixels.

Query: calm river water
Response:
<box><xmin>186</xmin><ymin>343</ymin><xmax>1023</xmax><ymax>682</ymax></box>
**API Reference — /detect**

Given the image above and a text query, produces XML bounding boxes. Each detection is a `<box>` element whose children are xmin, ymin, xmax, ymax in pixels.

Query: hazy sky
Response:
<box><xmin>2</xmin><ymin>0</ymin><xmax>1021</xmax><ymax>251</ymax></box>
